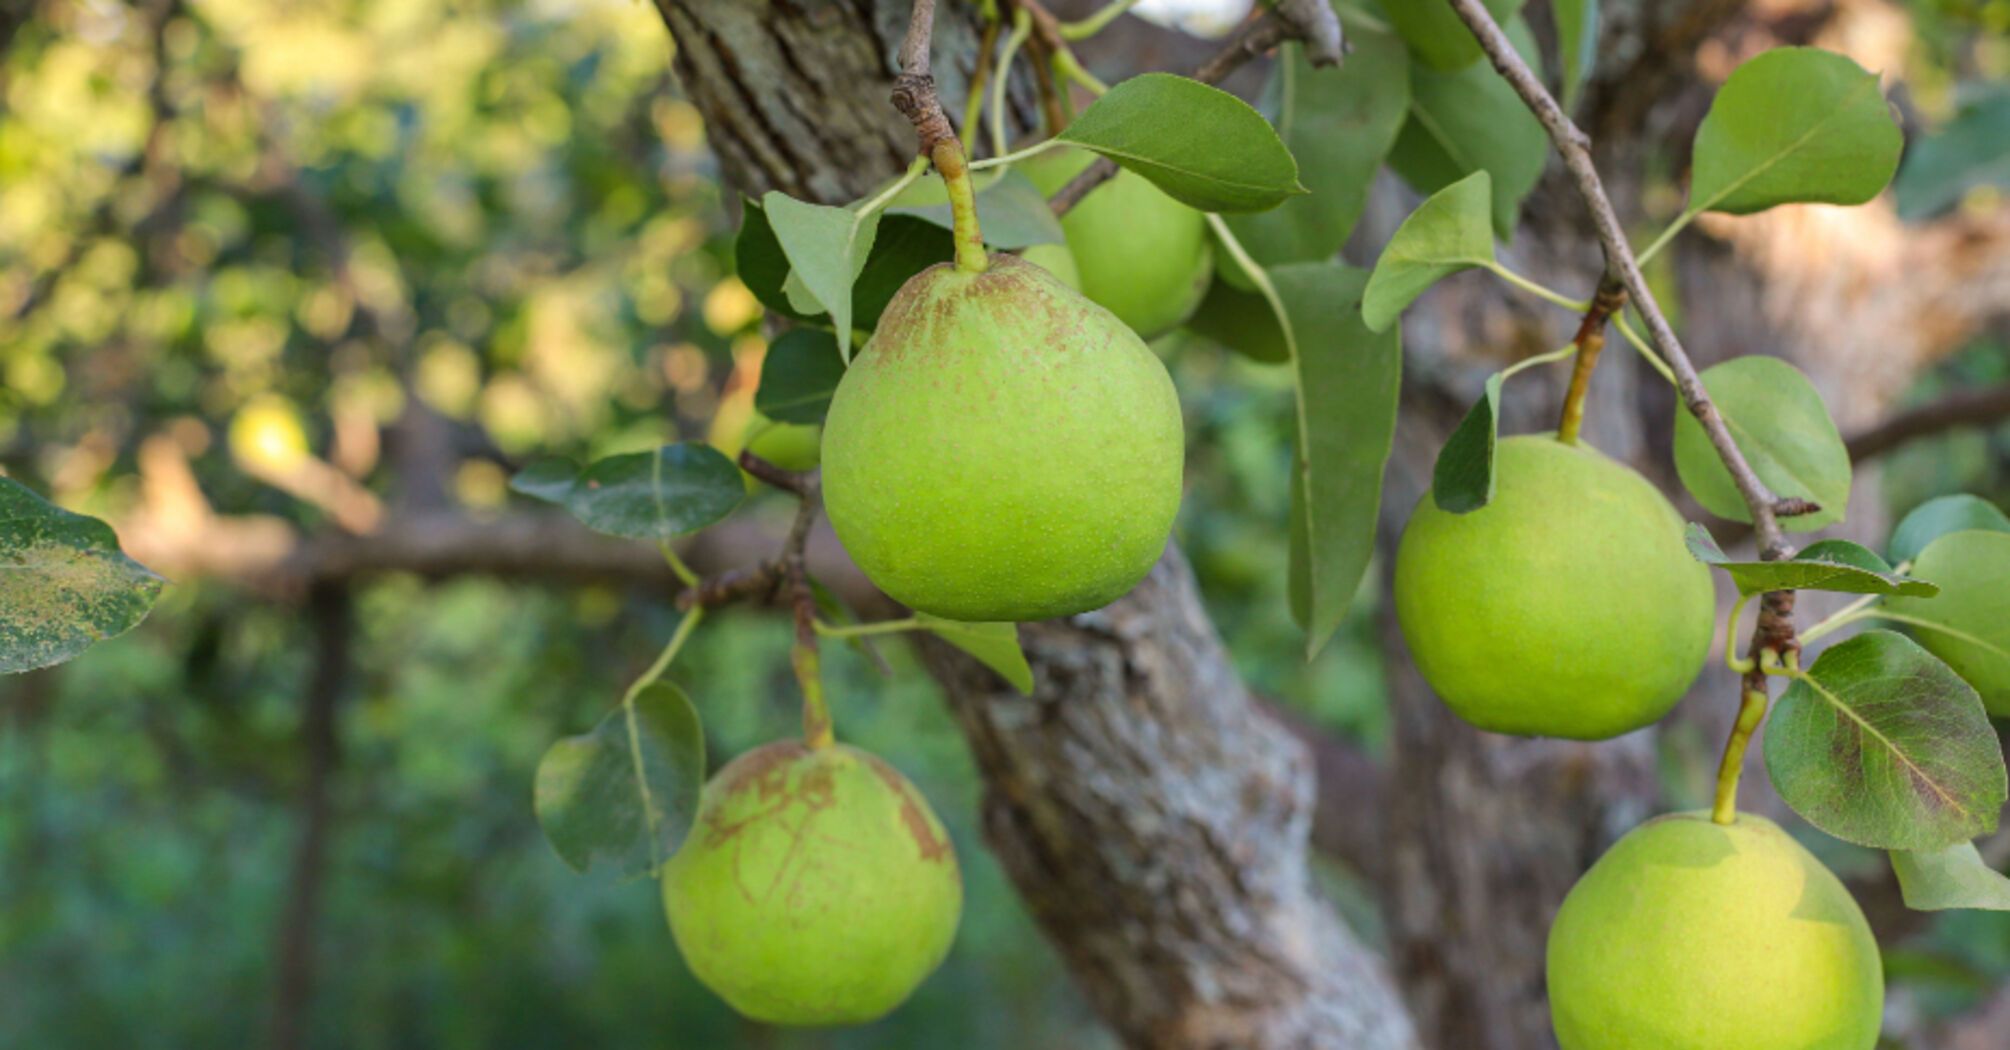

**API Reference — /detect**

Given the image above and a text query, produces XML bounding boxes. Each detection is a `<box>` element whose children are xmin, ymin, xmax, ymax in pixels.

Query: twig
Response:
<box><xmin>1556</xmin><ymin>280</ymin><xmax>1626</xmax><ymax>444</ymax></box>
<box><xmin>1444</xmin><ymin>0</ymin><xmax>1792</xmax><ymax>560</ymax></box>
<box><xmin>736</xmin><ymin>449</ymin><xmax>815</xmax><ymax>495</ymax></box>
<box><xmin>1844</xmin><ymin>383</ymin><xmax>2010</xmax><ymax>463</ymax></box>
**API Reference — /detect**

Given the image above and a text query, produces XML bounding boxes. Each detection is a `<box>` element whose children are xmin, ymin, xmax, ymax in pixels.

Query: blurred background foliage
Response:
<box><xmin>1</xmin><ymin>0</ymin><xmax>2008</xmax><ymax>1046</ymax></box>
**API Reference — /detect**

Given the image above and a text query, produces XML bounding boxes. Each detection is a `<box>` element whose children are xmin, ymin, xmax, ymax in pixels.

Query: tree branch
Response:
<box><xmin>1845</xmin><ymin>383</ymin><xmax>2010</xmax><ymax>463</ymax></box>
<box><xmin>1445</xmin><ymin>0</ymin><xmax>1792</xmax><ymax>559</ymax></box>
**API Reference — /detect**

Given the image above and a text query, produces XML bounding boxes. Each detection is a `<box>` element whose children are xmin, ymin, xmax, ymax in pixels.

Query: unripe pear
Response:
<box><xmin>1547</xmin><ymin>812</ymin><xmax>1883</xmax><ymax>1049</ymax></box>
<box><xmin>1884</xmin><ymin>528</ymin><xmax>2010</xmax><ymax>716</ymax></box>
<box><xmin>745</xmin><ymin>416</ymin><xmax>821</xmax><ymax>472</ymax></box>
<box><xmin>1394</xmin><ymin>435</ymin><xmax>1714</xmax><ymax>739</ymax></box>
<box><xmin>1021</xmin><ymin>150</ymin><xmax>1211</xmax><ymax>338</ymax></box>
<box><xmin>822</xmin><ymin>254</ymin><xmax>1184</xmax><ymax>622</ymax></box>
<box><xmin>661</xmin><ymin>741</ymin><xmax>962</xmax><ymax>1027</ymax></box>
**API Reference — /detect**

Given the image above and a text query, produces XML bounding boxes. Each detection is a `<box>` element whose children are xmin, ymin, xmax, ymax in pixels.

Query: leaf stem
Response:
<box><xmin>658</xmin><ymin>542</ymin><xmax>699</xmax><ymax>588</ymax></box>
<box><xmin>961</xmin><ymin>17</ymin><xmax>1001</xmax><ymax>155</ymax></box>
<box><xmin>623</xmin><ymin>607</ymin><xmax>706</xmax><ymax>708</ymax></box>
<box><xmin>1058</xmin><ymin>0</ymin><xmax>1140</xmax><ymax>40</ymax></box>
<box><xmin>1481</xmin><ymin>261</ymin><xmax>1591</xmax><ymax>313</ymax></box>
<box><xmin>1724</xmin><ymin>592</ymin><xmax>1757</xmax><ymax>673</ymax></box>
<box><xmin>1796</xmin><ymin>594</ymin><xmax>1881</xmax><ymax>645</ymax></box>
<box><xmin>1612</xmin><ymin>313</ymin><xmax>1677</xmax><ymax>386</ymax></box>
<box><xmin>1053</xmin><ymin>48</ymin><xmax>1109</xmax><ymax>95</ymax></box>
<box><xmin>991</xmin><ymin>9</ymin><xmax>1033</xmax><ymax>160</ymax></box>
<box><xmin>814</xmin><ymin>617</ymin><xmax>923</xmax><ymax>639</ymax></box>
<box><xmin>1500</xmin><ymin>341</ymin><xmax>1580</xmax><ymax>381</ymax></box>
<box><xmin>1711</xmin><ymin>685</ymin><xmax>1769</xmax><ymax>825</ymax></box>
<box><xmin>969</xmin><ymin>139</ymin><xmax>1063</xmax><ymax>173</ymax></box>
<box><xmin>1635</xmin><ymin>210</ymin><xmax>1697</xmax><ymax>269</ymax></box>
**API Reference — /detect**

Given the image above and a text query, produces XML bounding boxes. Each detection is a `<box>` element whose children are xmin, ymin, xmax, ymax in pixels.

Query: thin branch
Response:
<box><xmin>1556</xmin><ymin>280</ymin><xmax>1626</xmax><ymax>444</ymax></box>
<box><xmin>1445</xmin><ymin>0</ymin><xmax>1792</xmax><ymax>560</ymax></box>
<box><xmin>736</xmin><ymin>449</ymin><xmax>815</xmax><ymax>495</ymax></box>
<box><xmin>1844</xmin><ymin>383</ymin><xmax>2010</xmax><ymax>463</ymax></box>
<box><xmin>892</xmin><ymin>0</ymin><xmax>958</xmax><ymax>154</ymax></box>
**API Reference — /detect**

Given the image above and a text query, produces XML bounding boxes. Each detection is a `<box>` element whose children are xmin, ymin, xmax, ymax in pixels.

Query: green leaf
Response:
<box><xmin>1431</xmin><ymin>372</ymin><xmax>1504</xmax><ymax>513</ymax></box>
<box><xmin>735</xmin><ymin>198</ymin><xmax>818</xmax><ymax>323</ymax></box>
<box><xmin>916</xmin><ymin>614</ymin><xmax>1033</xmax><ymax>694</ymax></box>
<box><xmin>1057</xmin><ymin>72</ymin><xmax>1306</xmax><ymax>213</ymax></box>
<box><xmin>1684</xmin><ymin>525</ymin><xmax>1939</xmax><ymax>597</ymax></box>
<box><xmin>1388</xmin><ymin>17</ymin><xmax>1548</xmax><ymax>237</ymax></box>
<box><xmin>1889</xmin><ymin>494</ymin><xmax>2010</xmax><ymax>566</ymax></box>
<box><xmin>1362</xmin><ymin>170</ymin><xmax>1495</xmax><ymax>332</ymax></box>
<box><xmin>0</xmin><ymin>477</ymin><xmax>165</xmax><ymax>674</ymax></box>
<box><xmin>1883</xmin><ymin>529</ymin><xmax>2010</xmax><ymax>710</ymax></box>
<box><xmin>1672</xmin><ymin>356</ymin><xmax>1850</xmax><ymax>531</ymax></box>
<box><xmin>534</xmin><ymin>683</ymin><xmax>706</xmax><ymax>877</ymax></box>
<box><xmin>760</xmin><ymin>191</ymin><xmax>881</xmax><ymax>362</ymax></box>
<box><xmin>511</xmin><ymin>443</ymin><xmax>743</xmax><ymax>542</ymax></box>
<box><xmin>888</xmin><ymin>169</ymin><xmax>1064</xmax><ymax>249</ymax></box>
<box><xmin>1275</xmin><ymin>263</ymin><xmax>1403</xmax><ymax>657</ymax></box>
<box><xmin>1381</xmin><ymin>0</ymin><xmax>1525</xmax><ymax>72</ymax></box>
<box><xmin>1891</xmin><ymin>842</ymin><xmax>2010</xmax><ymax>911</ymax></box>
<box><xmin>1687</xmin><ymin>48</ymin><xmax>1903</xmax><ymax>217</ymax></box>
<box><xmin>1553</xmin><ymin>0</ymin><xmax>1599</xmax><ymax>111</ymax></box>
<box><xmin>1222</xmin><ymin>32</ymin><xmax>1410</xmax><ymax>273</ymax></box>
<box><xmin>508</xmin><ymin>458</ymin><xmax>582</xmax><ymax>504</ymax></box>
<box><xmin>1764</xmin><ymin>630</ymin><xmax>2006</xmax><ymax>851</ymax></box>
<box><xmin>1894</xmin><ymin>88</ymin><xmax>2010</xmax><ymax>222</ymax></box>
<box><xmin>1184</xmin><ymin>278</ymin><xmax>1289</xmax><ymax>363</ymax></box>
<box><xmin>755</xmin><ymin>329</ymin><xmax>846</xmax><ymax>425</ymax></box>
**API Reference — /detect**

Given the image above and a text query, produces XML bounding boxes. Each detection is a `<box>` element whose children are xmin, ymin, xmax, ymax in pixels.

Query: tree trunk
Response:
<box><xmin>652</xmin><ymin>2</ymin><xmax>1419</xmax><ymax>1046</ymax></box>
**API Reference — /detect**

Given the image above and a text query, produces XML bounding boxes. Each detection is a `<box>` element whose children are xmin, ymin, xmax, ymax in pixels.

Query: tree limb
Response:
<box><xmin>1845</xmin><ymin>383</ymin><xmax>2010</xmax><ymax>463</ymax></box>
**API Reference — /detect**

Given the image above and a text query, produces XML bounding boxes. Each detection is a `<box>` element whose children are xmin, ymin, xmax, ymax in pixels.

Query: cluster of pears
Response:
<box><xmin>660</xmin><ymin>739</ymin><xmax>962</xmax><ymax>1026</ymax></box>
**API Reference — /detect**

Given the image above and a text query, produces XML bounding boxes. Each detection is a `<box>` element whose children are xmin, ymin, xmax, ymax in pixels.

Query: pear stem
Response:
<box><xmin>1711</xmin><ymin>685</ymin><xmax>1769</xmax><ymax>825</ymax></box>
<box><xmin>936</xmin><ymin>141</ymin><xmax>990</xmax><ymax>273</ymax></box>
<box><xmin>894</xmin><ymin>0</ymin><xmax>988</xmax><ymax>273</ymax></box>
<box><xmin>1556</xmin><ymin>281</ymin><xmax>1625</xmax><ymax>446</ymax></box>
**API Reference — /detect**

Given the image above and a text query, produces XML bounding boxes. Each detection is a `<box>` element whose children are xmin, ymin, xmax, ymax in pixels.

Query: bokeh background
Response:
<box><xmin>1</xmin><ymin>0</ymin><xmax>2007</xmax><ymax>1046</ymax></box>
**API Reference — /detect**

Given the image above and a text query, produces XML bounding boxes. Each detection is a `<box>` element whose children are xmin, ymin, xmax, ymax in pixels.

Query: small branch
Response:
<box><xmin>892</xmin><ymin>0</ymin><xmax>958</xmax><ymax>155</ymax></box>
<box><xmin>1844</xmin><ymin>383</ymin><xmax>2010</xmax><ymax>463</ymax></box>
<box><xmin>779</xmin><ymin>474</ymin><xmax>833</xmax><ymax>748</ymax></box>
<box><xmin>736</xmin><ymin>449</ymin><xmax>814</xmax><ymax>495</ymax></box>
<box><xmin>1556</xmin><ymin>280</ymin><xmax>1626</xmax><ymax>444</ymax></box>
<box><xmin>1444</xmin><ymin>0</ymin><xmax>1788</xmax><ymax>559</ymax></box>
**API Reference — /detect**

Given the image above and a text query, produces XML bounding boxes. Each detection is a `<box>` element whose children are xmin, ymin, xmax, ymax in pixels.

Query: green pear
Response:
<box><xmin>661</xmin><ymin>741</ymin><xmax>962</xmax><ymax>1027</ymax></box>
<box><xmin>745</xmin><ymin>416</ymin><xmax>821</xmax><ymax>472</ymax></box>
<box><xmin>1884</xmin><ymin>528</ymin><xmax>2010</xmax><ymax>716</ymax></box>
<box><xmin>821</xmin><ymin>254</ymin><xmax>1183</xmax><ymax>622</ymax></box>
<box><xmin>1021</xmin><ymin>150</ymin><xmax>1211</xmax><ymax>338</ymax></box>
<box><xmin>1547</xmin><ymin>812</ymin><xmax>1883</xmax><ymax>1049</ymax></box>
<box><xmin>1019</xmin><ymin>240</ymin><xmax>1081</xmax><ymax>291</ymax></box>
<box><xmin>1394</xmin><ymin>434</ymin><xmax>1714</xmax><ymax>739</ymax></box>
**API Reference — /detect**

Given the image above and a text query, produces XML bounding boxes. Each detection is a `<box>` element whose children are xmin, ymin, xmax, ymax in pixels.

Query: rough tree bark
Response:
<box><xmin>652</xmin><ymin>2</ymin><xmax>1419</xmax><ymax>1047</ymax></box>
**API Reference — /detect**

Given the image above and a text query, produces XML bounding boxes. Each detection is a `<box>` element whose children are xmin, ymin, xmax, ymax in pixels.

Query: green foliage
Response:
<box><xmin>1387</xmin><ymin>17</ymin><xmax>1548</xmax><ymax>237</ymax></box>
<box><xmin>0</xmin><ymin>477</ymin><xmax>164</xmax><ymax>674</ymax></box>
<box><xmin>1892</xmin><ymin>842</ymin><xmax>2010</xmax><ymax>912</ymax></box>
<box><xmin>1888</xmin><ymin>493</ymin><xmax>2010</xmax><ymax>564</ymax></box>
<box><xmin>755</xmin><ymin>329</ymin><xmax>846</xmax><ymax>425</ymax></box>
<box><xmin>1431</xmin><ymin>371</ymin><xmax>1507</xmax><ymax>513</ymax></box>
<box><xmin>1378</xmin><ymin>0</ymin><xmax>1525</xmax><ymax>72</ymax></box>
<box><xmin>534</xmin><ymin>682</ymin><xmax>706</xmax><ymax>877</ymax></box>
<box><xmin>1895</xmin><ymin>86</ymin><xmax>2010</xmax><ymax>221</ymax></box>
<box><xmin>1362</xmin><ymin>171</ymin><xmax>1495</xmax><ymax>333</ymax></box>
<box><xmin>1885</xmin><ymin>529</ymin><xmax>2010</xmax><ymax>716</ymax></box>
<box><xmin>1273</xmin><ymin>264</ymin><xmax>1402</xmax><ymax>657</ymax></box>
<box><xmin>915</xmin><ymin>615</ymin><xmax>1035</xmax><ymax>694</ymax></box>
<box><xmin>761</xmin><ymin>192</ymin><xmax>883</xmax><ymax>362</ymax></box>
<box><xmin>1221</xmin><ymin>31</ymin><xmax>1410</xmax><ymax>274</ymax></box>
<box><xmin>1684</xmin><ymin>526</ymin><xmax>1939</xmax><ymax>597</ymax></box>
<box><xmin>510</xmin><ymin>443</ymin><xmax>743</xmax><ymax>542</ymax></box>
<box><xmin>1055</xmin><ymin>73</ymin><xmax>1306</xmax><ymax>212</ymax></box>
<box><xmin>1552</xmin><ymin>0</ymin><xmax>1600</xmax><ymax>111</ymax></box>
<box><xmin>1673</xmin><ymin>356</ymin><xmax>1852</xmax><ymax>531</ymax></box>
<box><xmin>1686</xmin><ymin>47</ymin><xmax>1904</xmax><ymax>217</ymax></box>
<box><xmin>1764</xmin><ymin>630</ymin><xmax>2007</xmax><ymax>851</ymax></box>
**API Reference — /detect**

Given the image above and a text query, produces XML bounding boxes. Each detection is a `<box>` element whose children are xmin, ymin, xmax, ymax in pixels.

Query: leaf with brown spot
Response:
<box><xmin>1</xmin><ymin>477</ymin><xmax>165</xmax><ymax>674</ymax></box>
<box><xmin>1765</xmin><ymin>630</ymin><xmax>2007</xmax><ymax>851</ymax></box>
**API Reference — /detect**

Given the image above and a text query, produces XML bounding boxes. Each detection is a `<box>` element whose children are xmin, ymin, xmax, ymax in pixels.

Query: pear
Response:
<box><xmin>1394</xmin><ymin>435</ymin><xmax>1714</xmax><ymax>739</ymax></box>
<box><xmin>821</xmin><ymin>254</ymin><xmax>1184</xmax><ymax>622</ymax></box>
<box><xmin>1547</xmin><ymin>812</ymin><xmax>1883</xmax><ymax>1049</ymax></box>
<box><xmin>1018</xmin><ymin>241</ymin><xmax>1082</xmax><ymax>291</ymax></box>
<box><xmin>662</xmin><ymin>741</ymin><xmax>962</xmax><ymax>1027</ymax></box>
<box><xmin>1021</xmin><ymin>150</ymin><xmax>1211</xmax><ymax>338</ymax></box>
<box><xmin>1883</xmin><ymin>529</ymin><xmax>2010</xmax><ymax>716</ymax></box>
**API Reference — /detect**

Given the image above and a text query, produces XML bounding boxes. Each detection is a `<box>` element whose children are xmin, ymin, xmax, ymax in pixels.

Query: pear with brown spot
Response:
<box><xmin>661</xmin><ymin>740</ymin><xmax>961</xmax><ymax>1026</ymax></box>
<box><xmin>821</xmin><ymin>253</ymin><xmax>1184</xmax><ymax>622</ymax></box>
